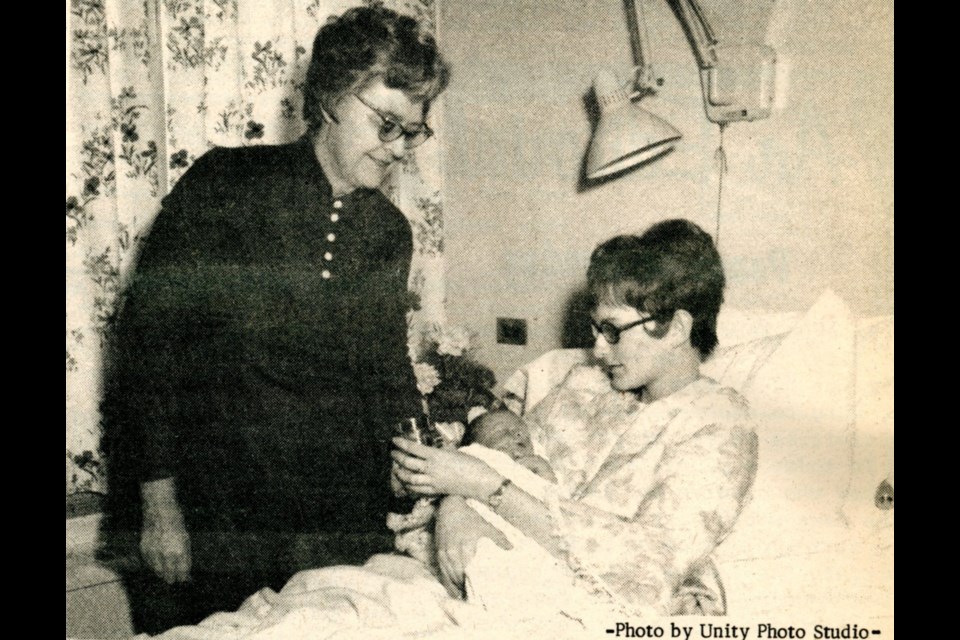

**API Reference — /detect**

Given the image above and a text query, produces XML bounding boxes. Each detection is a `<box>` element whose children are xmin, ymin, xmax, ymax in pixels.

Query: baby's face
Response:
<box><xmin>474</xmin><ymin>419</ymin><xmax>535</xmax><ymax>459</ymax></box>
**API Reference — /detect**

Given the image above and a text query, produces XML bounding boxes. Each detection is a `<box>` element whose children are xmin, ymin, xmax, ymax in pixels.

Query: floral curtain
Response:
<box><xmin>66</xmin><ymin>0</ymin><xmax>447</xmax><ymax>496</ymax></box>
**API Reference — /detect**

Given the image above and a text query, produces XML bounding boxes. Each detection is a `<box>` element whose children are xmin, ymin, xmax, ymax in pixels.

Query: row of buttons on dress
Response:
<box><xmin>321</xmin><ymin>199</ymin><xmax>342</xmax><ymax>280</ymax></box>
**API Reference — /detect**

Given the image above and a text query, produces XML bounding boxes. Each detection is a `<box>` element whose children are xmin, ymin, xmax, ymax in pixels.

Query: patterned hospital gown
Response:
<box><xmin>525</xmin><ymin>365</ymin><xmax>759</xmax><ymax>616</ymax></box>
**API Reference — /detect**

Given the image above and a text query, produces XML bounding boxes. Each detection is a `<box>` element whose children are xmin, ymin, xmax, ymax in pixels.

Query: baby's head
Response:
<box><xmin>469</xmin><ymin>411</ymin><xmax>535</xmax><ymax>460</ymax></box>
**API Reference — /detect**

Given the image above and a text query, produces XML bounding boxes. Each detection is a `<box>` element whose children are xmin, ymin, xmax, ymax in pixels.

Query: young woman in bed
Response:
<box><xmin>393</xmin><ymin>218</ymin><xmax>759</xmax><ymax>617</ymax></box>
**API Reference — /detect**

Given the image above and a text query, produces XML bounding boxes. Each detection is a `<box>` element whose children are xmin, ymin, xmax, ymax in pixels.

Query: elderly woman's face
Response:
<box><xmin>320</xmin><ymin>79</ymin><xmax>426</xmax><ymax>193</ymax></box>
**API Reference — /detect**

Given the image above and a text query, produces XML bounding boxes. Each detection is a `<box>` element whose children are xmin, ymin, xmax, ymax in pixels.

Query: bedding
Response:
<box><xmin>137</xmin><ymin>446</ymin><xmax>611</xmax><ymax>640</ymax></box>
<box><xmin>130</xmin><ymin>365</ymin><xmax>756</xmax><ymax>639</ymax></box>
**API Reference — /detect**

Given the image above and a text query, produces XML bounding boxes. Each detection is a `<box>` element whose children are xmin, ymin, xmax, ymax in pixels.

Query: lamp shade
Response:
<box><xmin>586</xmin><ymin>70</ymin><xmax>681</xmax><ymax>180</ymax></box>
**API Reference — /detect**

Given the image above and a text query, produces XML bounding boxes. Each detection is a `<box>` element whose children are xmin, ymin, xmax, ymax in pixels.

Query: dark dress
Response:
<box><xmin>101</xmin><ymin>136</ymin><xmax>422</xmax><ymax>632</ymax></box>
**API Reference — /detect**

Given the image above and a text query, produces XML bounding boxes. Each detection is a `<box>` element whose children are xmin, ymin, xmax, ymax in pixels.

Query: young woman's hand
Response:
<box><xmin>434</xmin><ymin>496</ymin><xmax>511</xmax><ymax>596</ymax></box>
<box><xmin>390</xmin><ymin>437</ymin><xmax>503</xmax><ymax>500</ymax></box>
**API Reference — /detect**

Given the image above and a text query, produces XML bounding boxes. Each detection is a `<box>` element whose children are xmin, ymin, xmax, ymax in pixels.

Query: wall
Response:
<box><xmin>438</xmin><ymin>0</ymin><xmax>893</xmax><ymax>387</ymax></box>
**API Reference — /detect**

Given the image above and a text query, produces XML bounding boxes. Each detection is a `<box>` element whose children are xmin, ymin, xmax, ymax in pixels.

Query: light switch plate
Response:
<box><xmin>496</xmin><ymin>318</ymin><xmax>527</xmax><ymax>345</ymax></box>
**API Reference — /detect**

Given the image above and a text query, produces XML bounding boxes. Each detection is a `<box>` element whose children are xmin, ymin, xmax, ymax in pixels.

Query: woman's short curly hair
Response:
<box><xmin>586</xmin><ymin>219</ymin><xmax>725</xmax><ymax>359</ymax></box>
<box><xmin>303</xmin><ymin>5</ymin><xmax>450</xmax><ymax>133</ymax></box>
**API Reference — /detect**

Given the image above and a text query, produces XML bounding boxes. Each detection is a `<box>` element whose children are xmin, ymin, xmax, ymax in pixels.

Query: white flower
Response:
<box><xmin>413</xmin><ymin>362</ymin><xmax>441</xmax><ymax>395</ymax></box>
<box><xmin>436</xmin><ymin>325</ymin><xmax>471</xmax><ymax>357</ymax></box>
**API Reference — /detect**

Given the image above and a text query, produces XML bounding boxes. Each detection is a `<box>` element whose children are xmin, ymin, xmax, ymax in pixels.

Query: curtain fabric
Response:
<box><xmin>66</xmin><ymin>0</ymin><xmax>446</xmax><ymax>495</ymax></box>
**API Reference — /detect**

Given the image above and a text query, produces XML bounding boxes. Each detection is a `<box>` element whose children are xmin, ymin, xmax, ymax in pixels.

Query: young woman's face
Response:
<box><xmin>591</xmin><ymin>302</ymin><xmax>671</xmax><ymax>394</ymax></box>
<box><xmin>321</xmin><ymin>79</ymin><xmax>426</xmax><ymax>193</ymax></box>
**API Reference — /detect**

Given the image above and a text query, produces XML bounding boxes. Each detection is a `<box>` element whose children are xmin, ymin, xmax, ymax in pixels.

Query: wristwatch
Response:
<box><xmin>486</xmin><ymin>478</ymin><xmax>512</xmax><ymax>509</ymax></box>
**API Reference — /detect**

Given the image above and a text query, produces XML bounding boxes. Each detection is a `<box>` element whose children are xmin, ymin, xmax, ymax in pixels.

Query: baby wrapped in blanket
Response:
<box><xmin>387</xmin><ymin>410</ymin><xmax>627</xmax><ymax>630</ymax></box>
<box><xmin>386</xmin><ymin>412</ymin><xmax>556</xmax><ymax>580</ymax></box>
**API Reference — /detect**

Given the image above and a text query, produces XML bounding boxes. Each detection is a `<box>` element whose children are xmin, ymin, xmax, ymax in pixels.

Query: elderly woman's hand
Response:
<box><xmin>140</xmin><ymin>478</ymin><xmax>191</xmax><ymax>584</ymax></box>
<box><xmin>390</xmin><ymin>437</ymin><xmax>503</xmax><ymax>500</ymax></box>
<box><xmin>434</xmin><ymin>496</ymin><xmax>511</xmax><ymax>597</ymax></box>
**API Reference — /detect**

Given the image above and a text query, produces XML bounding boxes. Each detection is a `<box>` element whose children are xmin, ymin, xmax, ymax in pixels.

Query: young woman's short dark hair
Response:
<box><xmin>303</xmin><ymin>6</ymin><xmax>450</xmax><ymax>133</ymax></box>
<box><xmin>587</xmin><ymin>219</ymin><xmax>725</xmax><ymax>359</ymax></box>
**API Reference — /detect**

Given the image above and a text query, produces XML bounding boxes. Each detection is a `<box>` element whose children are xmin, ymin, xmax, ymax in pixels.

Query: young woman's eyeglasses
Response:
<box><xmin>350</xmin><ymin>93</ymin><xmax>434</xmax><ymax>149</ymax></box>
<box><xmin>590</xmin><ymin>313</ymin><xmax>669</xmax><ymax>345</ymax></box>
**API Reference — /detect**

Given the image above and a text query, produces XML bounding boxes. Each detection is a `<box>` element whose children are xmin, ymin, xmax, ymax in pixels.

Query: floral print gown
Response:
<box><xmin>525</xmin><ymin>365</ymin><xmax>759</xmax><ymax>616</ymax></box>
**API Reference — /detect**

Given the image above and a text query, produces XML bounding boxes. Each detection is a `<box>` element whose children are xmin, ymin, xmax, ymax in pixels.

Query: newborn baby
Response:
<box><xmin>468</xmin><ymin>410</ymin><xmax>556</xmax><ymax>483</ymax></box>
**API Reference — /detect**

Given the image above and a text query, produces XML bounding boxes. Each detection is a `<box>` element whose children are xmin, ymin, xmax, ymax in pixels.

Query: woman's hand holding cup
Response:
<box><xmin>390</xmin><ymin>437</ymin><xmax>504</xmax><ymax>501</ymax></box>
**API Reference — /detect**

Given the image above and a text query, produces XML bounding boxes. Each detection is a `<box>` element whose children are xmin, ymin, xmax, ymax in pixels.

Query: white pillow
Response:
<box><xmin>502</xmin><ymin>349</ymin><xmax>592</xmax><ymax>416</ymax></box>
<box><xmin>718</xmin><ymin>289</ymin><xmax>858</xmax><ymax>562</ymax></box>
<box><xmin>716</xmin><ymin>306</ymin><xmax>801</xmax><ymax>348</ymax></box>
<box><xmin>718</xmin><ymin>312</ymin><xmax>893</xmax><ymax>618</ymax></box>
<box><xmin>701</xmin><ymin>332</ymin><xmax>786</xmax><ymax>391</ymax></box>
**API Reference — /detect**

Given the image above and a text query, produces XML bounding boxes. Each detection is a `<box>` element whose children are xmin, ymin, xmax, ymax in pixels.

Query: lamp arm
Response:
<box><xmin>625</xmin><ymin>0</ymin><xmax>655</xmax><ymax>90</ymax></box>
<box><xmin>668</xmin><ymin>0</ymin><xmax>719</xmax><ymax>69</ymax></box>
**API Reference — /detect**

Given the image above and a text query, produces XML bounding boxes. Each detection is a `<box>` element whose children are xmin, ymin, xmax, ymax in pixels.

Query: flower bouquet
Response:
<box><xmin>411</xmin><ymin>325</ymin><xmax>497</xmax><ymax>432</ymax></box>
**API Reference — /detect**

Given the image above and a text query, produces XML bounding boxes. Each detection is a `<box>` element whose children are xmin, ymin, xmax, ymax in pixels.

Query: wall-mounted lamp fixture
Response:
<box><xmin>585</xmin><ymin>0</ymin><xmax>778</xmax><ymax>182</ymax></box>
<box><xmin>585</xmin><ymin>68</ymin><xmax>681</xmax><ymax>179</ymax></box>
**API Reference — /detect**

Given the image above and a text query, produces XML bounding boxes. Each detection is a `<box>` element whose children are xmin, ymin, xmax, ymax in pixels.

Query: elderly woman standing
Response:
<box><xmin>103</xmin><ymin>6</ymin><xmax>449</xmax><ymax>633</ymax></box>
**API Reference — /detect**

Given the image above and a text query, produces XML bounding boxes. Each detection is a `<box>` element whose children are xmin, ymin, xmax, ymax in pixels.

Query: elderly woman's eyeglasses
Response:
<box><xmin>350</xmin><ymin>93</ymin><xmax>434</xmax><ymax>149</ymax></box>
<box><xmin>590</xmin><ymin>314</ymin><xmax>667</xmax><ymax>345</ymax></box>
